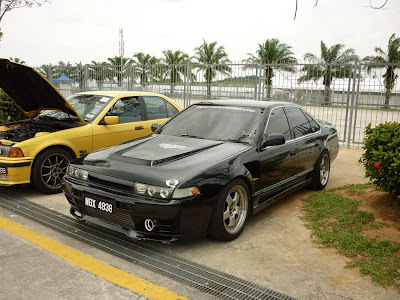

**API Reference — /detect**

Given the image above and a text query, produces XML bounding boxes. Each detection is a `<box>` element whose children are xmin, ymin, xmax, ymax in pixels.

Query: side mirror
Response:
<box><xmin>261</xmin><ymin>133</ymin><xmax>285</xmax><ymax>148</ymax></box>
<box><xmin>151</xmin><ymin>123</ymin><xmax>161</xmax><ymax>132</ymax></box>
<box><xmin>103</xmin><ymin>116</ymin><xmax>119</xmax><ymax>125</ymax></box>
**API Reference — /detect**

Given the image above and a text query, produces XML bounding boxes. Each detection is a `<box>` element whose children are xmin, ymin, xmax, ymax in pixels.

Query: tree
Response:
<box><xmin>243</xmin><ymin>39</ymin><xmax>297</xmax><ymax>99</ymax></box>
<box><xmin>161</xmin><ymin>50</ymin><xmax>192</xmax><ymax>94</ymax></box>
<box><xmin>37</xmin><ymin>64</ymin><xmax>54</xmax><ymax>79</ymax></box>
<box><xmin>298</xmin><ymin>41</ymin><xmax>359</xmax><ymax>105</ymax></box>
<box><xmin>363</xmin><ymin>33</ymin><xmax>400</xmax><ymax>109</ymax></box>
<box><xmin>53</xmin><ymin>61</ymin><xmax>73</xmax><ymax>78</ymax></box>
<box><xmin>89</xmin><ymin>61</ymin><xmax>109</xmax><ymax>90</ymax></box>
<box><xmin>0</xmin><ymin>1</ymin><xmax>49</xmax><ymax>41</ymax></box>
<box><xmin>131</xmin><ymin>52</ymin><xmax>160</xmax><ymax>87</ymax></box>
<box><xmin>107</xmin><ymin>56</ymin><xmax>131</xmax><ymax>87</ymax></box>
<box><xmin>70</xmin><ymin>62</ymin><xmax>85</xmax><ymax>89</ymax></box>
<box><xmin>193</xmin><ymin>39</ymin><xmax>231</xmax><ymax>98</ymax></box>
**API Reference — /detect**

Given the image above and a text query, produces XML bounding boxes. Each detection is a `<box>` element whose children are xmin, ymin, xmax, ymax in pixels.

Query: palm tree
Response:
<box><xmin>54</xmin><ymin>61</ymin><xmax>73</xmax><ymax>78</ymax></box>
<box><xmin>37</xmin><ymin>64</ymin><xmax>54</xmax><ymax>79</ymax></box>
<box><xmin>363</xmin><ymin>33</ymin><xmax>400</xmax><ymax>108</ymax></box>
<box><xmin>243</xmin><ymin>39</ymin><xmax>297</xmax><ymax>99</ymax></box>
<box><xmin>70</xmin><ymin>62</ymin><xmax>86</xmax><ymax>89</ymax></box>
<box><xmin>161</xmin><ymin>50</ymin><xmax>192</xmax><ymax>94</ymax></box>
<box><xmin>107</xmin><ymin>56</ymin><xmax>131</xmax><ymax>87</ymax></box>
<box><xmin>131</xmin><ymin>52</ymin><xmax>160</xmax><ymax>87</ymax></box>
<box><xmin>298</xmin><ymin>41</ymin><xmax>359</xmax><ymax>105</ymax></box>
<box><xmin>193</xmin><ymin>40</ymin><xmax>231</xmax><ymax>98</ymax></box>
<box><xmin>89</xmin><ymin>61</ymin><xmax>109</xmax><ymax>90</ymax></box>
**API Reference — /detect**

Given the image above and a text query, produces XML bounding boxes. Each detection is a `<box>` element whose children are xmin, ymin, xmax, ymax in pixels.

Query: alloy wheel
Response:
<box><xmin>319</xmin><ymin>153</ymin><xmax>330</xmax><ymax>186</ymax></box>
<box><xmin>40</xmin><ymin>153</ymin><xmax>70</xmax><ymax>189</ymax></box>
<box><xmin>223</xmin><ymin>185</ymin><xmax>248</xmax><ymax>234</ymax></box>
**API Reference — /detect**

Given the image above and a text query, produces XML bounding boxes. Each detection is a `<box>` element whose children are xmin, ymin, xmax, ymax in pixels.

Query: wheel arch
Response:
<box><xmin>216</xmin><ymin>175</ymin><xmax>253</xmax><ymax>214</ymax></box>
<box><xmin>30</xmin><ymin>144</ymin><xmax>76</xmax><ymax>178</ymax></box>
<box><xmin>234</xmin><ymin>175</ymin><xmax>254</xmax><ymax>215</ymax></box>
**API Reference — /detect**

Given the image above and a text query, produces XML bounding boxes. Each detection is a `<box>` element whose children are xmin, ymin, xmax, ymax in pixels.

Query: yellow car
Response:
<box><xmin>0</xmin><ymin>59</ymin><xmax>183</xmax><ymax>193</ymax></box>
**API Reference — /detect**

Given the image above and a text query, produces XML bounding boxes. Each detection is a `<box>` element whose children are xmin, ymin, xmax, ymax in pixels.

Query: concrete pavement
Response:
<box><xmin>0</xmin><ymin>148</ymin><xmax>399</xmax><ymax>300</ymax></box>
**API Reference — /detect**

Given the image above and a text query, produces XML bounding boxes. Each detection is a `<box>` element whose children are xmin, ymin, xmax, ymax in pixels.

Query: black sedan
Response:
<box><xmin>62</xmin><ymin>100</ymin><xmax>339</xmax><ymax>242</ymax></box>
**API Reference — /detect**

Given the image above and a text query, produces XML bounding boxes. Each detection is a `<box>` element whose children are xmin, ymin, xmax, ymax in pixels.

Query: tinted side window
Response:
<box><xmin>303</xmin><ymin>110</ymin><xmax>320</xmax><ymax>132</ymax></box>
<box><xmin>143</xmin><ymin>96</ymin><xmax>169</xmax><ymax>120</ymax></box>
<box><xmin>106</xmin><ymin>97</ymin><xmax>142</xmax><ymax>124</ymax></box>
<box><xmin>285</xmin><ymin>107</ymin><xmax>314</xmax><ymax>138</ymax></box>
<box><xmin>265</xmin><ymin>107</ymin><xmax>291</xmax><ymax>141</ymax></box>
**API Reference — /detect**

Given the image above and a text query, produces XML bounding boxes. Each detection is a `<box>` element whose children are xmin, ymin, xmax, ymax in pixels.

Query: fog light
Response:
<box><xmin>144</xmin><ymin>219</ymin><xmax>158</xmax><ymax>232</ymax></box>
<box><xmin>0</xmin><ymin>174</ymin><xmax>9</xmax><ymax>181</ymax></box>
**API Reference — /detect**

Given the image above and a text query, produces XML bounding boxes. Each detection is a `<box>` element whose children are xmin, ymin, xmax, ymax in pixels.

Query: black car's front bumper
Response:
<box><xmin>62</xmin><ymin>176</ymin><xmax>214</xmax><ymax>243</ymax></box>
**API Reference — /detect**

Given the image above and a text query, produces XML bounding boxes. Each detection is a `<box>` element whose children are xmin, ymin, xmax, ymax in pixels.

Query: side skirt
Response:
<box><xmin>252</xmin><ymin>178</ymin><xmax>311</xmax><ymax>215</ymax></box>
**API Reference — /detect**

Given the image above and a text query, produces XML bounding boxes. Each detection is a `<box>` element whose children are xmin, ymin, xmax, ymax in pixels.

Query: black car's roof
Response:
<box><xmin>193</xmin><ymin>99</ymin><xmax>298</xmax><ymax>109</ymax></box>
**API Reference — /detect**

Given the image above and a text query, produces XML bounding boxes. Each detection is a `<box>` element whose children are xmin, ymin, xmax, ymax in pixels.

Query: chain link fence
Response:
<box><xmin>37</xmin><ymin>62</ymin><xmax>400</xmax><ymax>148</ymax></box>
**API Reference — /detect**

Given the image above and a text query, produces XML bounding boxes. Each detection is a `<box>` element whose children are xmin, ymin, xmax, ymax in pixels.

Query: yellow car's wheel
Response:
<box><xmin>31</xmin><ymin>147</ymin><xmax>74</xmax><ymax>194</ymax></box>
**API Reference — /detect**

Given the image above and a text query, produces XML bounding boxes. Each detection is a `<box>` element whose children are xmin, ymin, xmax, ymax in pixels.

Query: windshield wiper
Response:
<box><xmin>219</xmin><ymin>137</ymin><xmax>250</xmax><ymax>144</ymax></box>
<box><xmin>179</xmin><ymin>134</ymin><xmax>204</xmax><ymax>139</ymax></box>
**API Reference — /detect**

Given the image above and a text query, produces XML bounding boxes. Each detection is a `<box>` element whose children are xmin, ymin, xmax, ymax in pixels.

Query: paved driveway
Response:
<box><xmin>0</xmin><ymin>148</ymin><xmax>399</xmax><ymax>300</ymax></box>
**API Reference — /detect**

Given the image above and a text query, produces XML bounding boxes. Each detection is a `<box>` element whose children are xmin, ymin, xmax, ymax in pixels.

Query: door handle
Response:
<box><xmin>135</xmin><ymin>126</ymin><xmax>144</xmax><ymax>130</ymax></box>
<box><xmin>289</xmin><ymin>150</ymin><xmax>297</xmax><ymax>157</ymax></box>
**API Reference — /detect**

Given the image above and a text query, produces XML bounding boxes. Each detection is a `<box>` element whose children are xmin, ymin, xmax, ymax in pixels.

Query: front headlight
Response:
<box><xmin>67</xmin><ymin>165</ymin><xmax>88</xmax><ymax>181</ymax></box>
<box><xmin>133</xmin><ymin>182</ymin><xmax>173</xmax><ymax>200</ymax></box>
<box><xmin>172</xmin><ymin>187</ymin><xmax>200</xmax><ymax>199</ymax></box>
<box><xmin>132</xmin><ymin>183</ymin><xmax>200</xmax><ymax>200</ymax></box>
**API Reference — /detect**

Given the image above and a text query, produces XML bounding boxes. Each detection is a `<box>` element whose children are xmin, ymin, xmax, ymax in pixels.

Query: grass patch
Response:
<box><xmin>329</xmin><ymin>183</ymin><xmax>372</xmax><ymax>196</ymax></box>
<box><xmin>303</xmin><ymin>186</ymin><xmax>400</xmax><ymax>288</ymax></box>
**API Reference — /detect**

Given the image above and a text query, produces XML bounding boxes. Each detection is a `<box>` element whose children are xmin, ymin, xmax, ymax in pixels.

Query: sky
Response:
<box><xmin>0</xmin><ymin>0</ymin><xmax>399</xmax><ymax>67</ymax></box>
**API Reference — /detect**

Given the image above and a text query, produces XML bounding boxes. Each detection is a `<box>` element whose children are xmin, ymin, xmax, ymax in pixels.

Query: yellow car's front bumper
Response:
<box><xmin>0</xmin><ymin>157</ymin><xmax>33</xmax><ymax>186</ymax></box>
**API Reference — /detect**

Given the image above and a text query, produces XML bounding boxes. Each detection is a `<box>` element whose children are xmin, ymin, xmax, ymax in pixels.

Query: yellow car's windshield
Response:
<box><xmin>37</xmin><ymin>94</ymin><xmax>113</xmax><ymax>123</ymax></box>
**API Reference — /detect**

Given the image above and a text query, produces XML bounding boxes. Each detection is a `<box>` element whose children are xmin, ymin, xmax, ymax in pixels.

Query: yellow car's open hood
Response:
<box><xmin>0</xmin><ymin>59</ymin><xmax>85</xmax><ymax>124</ymax></box>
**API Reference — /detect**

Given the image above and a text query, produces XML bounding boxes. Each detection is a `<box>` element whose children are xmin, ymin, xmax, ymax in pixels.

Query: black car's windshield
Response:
<box><xmin>36</xmin><ymin>94</ymin><xmax>113</xmax><ymax>123</ymax></box>
<box><xmin>158</xmin><ymin>104</ymin><xmax>264</xmax><ymax>143</ymax></box>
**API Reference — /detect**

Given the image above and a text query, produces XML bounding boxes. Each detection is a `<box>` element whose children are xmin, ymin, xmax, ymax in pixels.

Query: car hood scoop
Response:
<box><xmin>111</xmin><ymin>135</ymin><xmax>223</xmax><ymax>166</ymax></box>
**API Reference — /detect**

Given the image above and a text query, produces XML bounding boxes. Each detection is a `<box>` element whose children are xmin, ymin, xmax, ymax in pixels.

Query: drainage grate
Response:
<box><xmin>0</xmin><ymin>192</ymin><xmax>297</xmax><ymax>300</ymax></box>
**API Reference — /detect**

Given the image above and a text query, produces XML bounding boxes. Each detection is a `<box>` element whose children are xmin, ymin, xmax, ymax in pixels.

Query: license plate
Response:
<box><xmin>0</xmin><ymin>167</ymin><xmax>7</xmax><ymax>174</ymax></box>
<box><xmin>84</xmin><ymin>196</ymin><xmax>113</xmax><ymax>213</ymax></box>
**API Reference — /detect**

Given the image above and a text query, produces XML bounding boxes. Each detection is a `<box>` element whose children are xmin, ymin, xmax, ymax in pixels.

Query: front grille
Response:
<box><xmin>85</xmin><ymin>206</ymin><xmax>135</xmax><ymax>229</ymax></box>
<box><xmin>88</xmin><ymin>174</ymin><xmax>132</xmax><ymax>192</ymax></box>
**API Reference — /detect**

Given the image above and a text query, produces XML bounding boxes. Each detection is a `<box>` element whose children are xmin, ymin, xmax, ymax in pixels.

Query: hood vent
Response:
<box><xmin>111</xmin><ymin>143</ymin><xmax>219</xmax><ymax>167</ymax></box>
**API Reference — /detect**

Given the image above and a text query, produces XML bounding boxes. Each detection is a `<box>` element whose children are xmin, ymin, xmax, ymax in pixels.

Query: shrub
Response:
<box><xmin>0</xmin><ymin>89</ymin><xmax>25</xmax><ymax>124</ymax></box>
<box><xmin>360</xmin><ymin>122</ymin><xmax>400</xmax><ymax>198</ymax></box>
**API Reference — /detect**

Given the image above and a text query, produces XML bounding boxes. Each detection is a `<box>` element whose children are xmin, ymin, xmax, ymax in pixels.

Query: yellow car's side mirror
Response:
<box><xmin>103</xmin><ymin>116</ymin><xmax>119</xmax><ymax>125</ymax></box>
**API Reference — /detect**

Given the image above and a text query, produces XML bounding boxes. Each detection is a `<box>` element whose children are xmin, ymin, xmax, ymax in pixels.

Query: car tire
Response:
<box><xmin>208</xmin><ymin>179</ymin><xmax>250</xmax><ymax>241</ymax></box>
<box><xmin>31</xmin><ymin>147</ymin><xmax>74</xmax><ymax>194</ymax></box>
<box><xmin>311</xmin><ymin>150</ymin><xmax>330</xmax><ymax>190</ymax></box>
